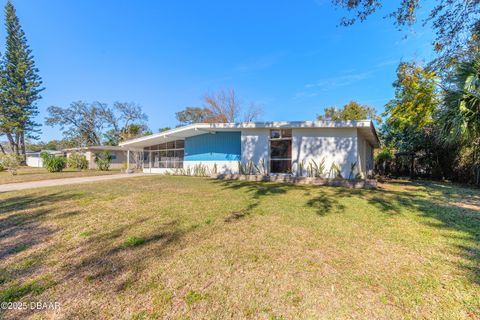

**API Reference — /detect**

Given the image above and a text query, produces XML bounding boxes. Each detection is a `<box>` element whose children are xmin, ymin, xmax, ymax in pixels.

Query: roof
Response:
<box><xmin>26</xmin><ymin>150</ymin><xmax>63</xmax><ymax>155</ymax></box>
<box><xmin>119</xmin><ymin>120</ymin><xmax>381</xmax><ymax>148</ymax></box>
<box><xmin>63</xmin><ymin>146</ymin><xmax>127</xmax><ymax>152</ymax></box>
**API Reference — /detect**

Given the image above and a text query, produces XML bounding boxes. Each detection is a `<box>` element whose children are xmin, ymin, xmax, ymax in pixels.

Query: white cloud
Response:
<box><xmin>233</xmin><ymin>52</ymin><xmax>285</xmax><ymax>73</ymax></box>
<box><xmin>304</xmin><ymin>71</ymin><xmax>373</xmax><ymax>91</ymax></box>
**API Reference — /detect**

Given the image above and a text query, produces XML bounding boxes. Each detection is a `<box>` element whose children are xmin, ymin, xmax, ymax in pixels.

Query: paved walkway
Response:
<box><xmin>0</xmin><ymin>173</ymin><xmax>147</xmax><ymax>192</ymax></box>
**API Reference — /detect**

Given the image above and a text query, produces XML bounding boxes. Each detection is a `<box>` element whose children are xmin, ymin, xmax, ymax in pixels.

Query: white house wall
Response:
<box><xmin>240</xmin><ymin>129</ymin><xmax>269</xmax><ymax>171</ymax></box>
<box><xmin>26</xmin><ymin>156</ymin><xmax>43</xmax><ymax>168</ymax></box>
<box><xmin>184</xmin><ymin>160</ymin><xmax>238</xmax><ymax>174</ymax></box>
<box><xmin>292</xmin><ymin>128</ymin><xmax>359</xmax><ymax>178</ymax></box>
<box><xmin>357</xmin><ymin>131</ymin><xmax>367</xmax><ymax>177</ymax></box>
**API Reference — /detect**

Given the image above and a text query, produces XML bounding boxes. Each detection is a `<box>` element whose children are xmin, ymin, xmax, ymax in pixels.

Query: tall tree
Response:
<box><xmin>176</xmin><ymin>89</ymin><xmax>263</xmax><ymax>125</ymax></box>
<box><xmin>384</xmin><ymin>62</ymin><xmax>438</xmax><ymax>136</ymax></box>
<box><xmin>46</xmin><ymin>101</ymin><xmax>148</xmax><ymax>147</ymax></box>
<box><xmin>317</xmin><ymin>100</ymin><xmax>381</xmax><ymax>123</ymax></box>
<box><xmin>0</xmin><ymin>1</ymin><xmax>43</xmax><ymax>161</ymax></box>
<box><xmin>203</xmin><ymin>88</ymin><xmax>262</xmax><ymax>123</ymax></box>
<box><xmin>381</xmin><ymin>61</ymin><xmax>455</xmax><ymax>178</ymax></box>
<box><xmin>438</xmin><ymin>52</ymin><xmax>480</xmax><ymax>183</ymax></box>
<box><xmin>175</xmin><ymin>107</ymin><xmax>214</xmax><ymax>125</ymax></box>
<box><xmin>101</xmin><ymin>102</ymin><xmax>148</xmax><ymax>145</ymax></box>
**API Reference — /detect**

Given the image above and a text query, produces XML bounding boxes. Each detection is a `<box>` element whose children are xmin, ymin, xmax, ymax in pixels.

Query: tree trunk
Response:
<box><xmin>19</xmin><ymin>131</ymin><xmax>26</xmax><ymax>164</ymax></box>
<box><xmin>0</xmin><ymin>143</ymin><xmax>5</xmax><ymax>154</ymax></box>
<box><xmin>14</xmin><ymin>132</ymin><xmax>20</xmax><ymax>155</ymax></box>
<box><xmin>410</xmin><ymin>154</ymin><xmax>415</xmax><ymax>179</ymax></box>
<box><xmin>6</xmin><ymin>132</ymin><xmax>17</xmax><ymax>154</ymax></box>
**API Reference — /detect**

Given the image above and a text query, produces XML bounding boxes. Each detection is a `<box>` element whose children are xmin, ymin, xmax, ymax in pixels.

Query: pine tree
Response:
<box><xmin>0</xmin><ymin>1</ymin><xmax>43</xmax><ymax>160</ymax></box>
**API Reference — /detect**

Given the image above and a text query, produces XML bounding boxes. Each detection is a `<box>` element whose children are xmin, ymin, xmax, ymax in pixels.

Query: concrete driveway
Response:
<box><xmin>0</xmin><ymin>173</ymin><xmax>147</xmax><ymax>192</ymax></box>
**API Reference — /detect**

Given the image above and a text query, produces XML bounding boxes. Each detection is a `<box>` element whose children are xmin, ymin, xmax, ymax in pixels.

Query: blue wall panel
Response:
<box><xmin>185</xmin><ymin>132</ymin><xmax>241</xmax><ymax>161</ymax></box>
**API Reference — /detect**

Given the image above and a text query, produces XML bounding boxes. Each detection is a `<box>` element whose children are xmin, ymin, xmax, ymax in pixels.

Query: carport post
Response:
<box><xmin>127</xmin><ymin>149</ymin><xmax>130</xmax><ymax>172</ymax></box>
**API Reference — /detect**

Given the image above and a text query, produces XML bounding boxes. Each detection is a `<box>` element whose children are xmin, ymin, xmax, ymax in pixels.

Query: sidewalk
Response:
<box><xmin>0</xmin><ymin>173</ymin><xmax>147</xmax><ymax>192</ymax></box>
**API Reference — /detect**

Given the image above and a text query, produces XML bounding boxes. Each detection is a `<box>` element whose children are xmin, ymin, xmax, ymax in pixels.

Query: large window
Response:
<box><xmin>144</xmin><ymin>140</ymin><xmax>184</xmax><ymax>169</ymax></box>
<box><xmin>269</xmin><ymin>129</ymin><xmax>292</xmax><ymax>174</ymax></box>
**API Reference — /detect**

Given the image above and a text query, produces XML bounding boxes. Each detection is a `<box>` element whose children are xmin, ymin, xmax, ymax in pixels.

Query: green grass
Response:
<box><xmin>185</xmin><ymin>290</ymin><xmax>208</xmax><ymax>305</ymax></box>
<box><xmin>122</xmin><ymin>236</ymin><xmax>146</xmax><ymax>248</ymax></box>
<box><xmin>0</xmin><ymin>175</ymin><xmax>479</xmax><ymax>319</ymax></box>
<box><xmin>79</xmin><ymin>231</ymin><xmax>93</xmax><ymax>237</ymax></box>
<box><xmin>0</xmin><ymin>166</ymin><xmax>120</xmax><ymax>184</ymax></box>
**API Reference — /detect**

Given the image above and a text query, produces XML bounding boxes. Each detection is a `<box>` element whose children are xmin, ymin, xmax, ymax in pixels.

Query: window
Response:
<box><xmin>269</xmin><ymin>129</ymin><xmax>292</xmax><ymax>174</ymax></box>
<box><xmin>143</xmin><ymin>140</ymin><xmax>184</xmax><ymax>169</ymax></box>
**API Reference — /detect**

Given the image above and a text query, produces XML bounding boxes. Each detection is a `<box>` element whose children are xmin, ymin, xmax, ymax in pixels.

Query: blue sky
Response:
<box><xmin>3</xmin><ymin>0</ymin><xmax>436</xmax><ymax>141</ymax></box>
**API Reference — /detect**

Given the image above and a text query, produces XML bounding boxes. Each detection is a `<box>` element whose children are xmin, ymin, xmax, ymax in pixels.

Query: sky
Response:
<box><xmin>1</xmin><ymin>0</ymin><xmax>436</xmax><ymax>141</ymax></box>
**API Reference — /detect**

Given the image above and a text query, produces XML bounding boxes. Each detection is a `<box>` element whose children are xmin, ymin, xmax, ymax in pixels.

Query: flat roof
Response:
<box><xmin>119</xmin><ymin>120</ymin><xmax>380</xmax><ymax>148</ymax></box>
<box><xmin>63</xmin><ymin>146</ymin><xmax>127</xmax><ymax>152</ymax></box>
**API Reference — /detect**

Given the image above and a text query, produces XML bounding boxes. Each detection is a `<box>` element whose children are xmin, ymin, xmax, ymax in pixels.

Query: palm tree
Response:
<box><xmin>439</xmin><ymin>53</ymin><xmax>480</xmax><ymax>183</ymax></box>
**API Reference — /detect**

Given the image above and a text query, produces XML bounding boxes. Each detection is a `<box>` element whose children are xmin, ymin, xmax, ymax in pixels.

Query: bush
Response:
<box><xmin>67</xmin><ymin>152</ymin><xmax>88</xmax><ymax>170</ymax></box>
<box><xmin>0</xmin><ymin>153</ymin><xmax>21</xmax><ymax>175</ymax></box>
<box><xmin>95</xmin><ymin>151</ymin><xmax>112</xmax><ymax>171</ymax></box>
<box><xmin>43</xmin><ymin>154</ymin><xmax>67</xmax><ymax>172</ymax></box>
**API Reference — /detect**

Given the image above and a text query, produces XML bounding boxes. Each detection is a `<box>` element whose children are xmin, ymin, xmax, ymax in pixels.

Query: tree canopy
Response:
<box><xmin>46</xmin><ymin>101</ymin><xmax>149</xmax><ymax>147</ymax></box>
<box><xmin>317</xmin><ymin>101</ymin><xmax>381</xmax><ymax>123</ymax></box>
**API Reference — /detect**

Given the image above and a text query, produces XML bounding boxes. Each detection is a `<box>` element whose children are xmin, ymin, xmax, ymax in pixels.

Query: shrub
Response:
<box><xmin>95</xmin><ymin>151</ymin><xmax>112</xmax><ymax>171</ymax></box>
<box><xmin>0</xmin><ymin>153</ymin><xmax>21</xmax><ymax>175</ymax></box>
<box><xmin>44</xmin><ymin>155</ymin><xmax>67</xmax><ymax>172</ymax></box>
<box><xmin>67</xmin><ymin>152</ymin><xmax>88</xmax><ymax>170</ymax></box>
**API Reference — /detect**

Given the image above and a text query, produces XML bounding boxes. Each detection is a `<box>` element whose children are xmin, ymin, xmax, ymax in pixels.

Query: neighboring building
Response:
<box><xmin>26</xmin><ymin>150</ymin><xmax>63</xmax><ymax>168</ymax></box>
<box><xmin>119</xmin><ymin>120</ymin><xmax>379</xmax><ymax>178</ymax></box>
<box><xmin>63</xmin><ymin>146</ymin><xmax>128</xmax><ymax>169</ymax></box>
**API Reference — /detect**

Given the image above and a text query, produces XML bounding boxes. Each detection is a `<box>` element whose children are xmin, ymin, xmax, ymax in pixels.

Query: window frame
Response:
<box><xmin>269</xmin><ymin>129</ymin><xmax>292</xmax><ymax>174</ymax></box>
<box><xmin>144</xmin><ymin>139</ymin><xmax>185</xmax><ymax>169</ymax></box>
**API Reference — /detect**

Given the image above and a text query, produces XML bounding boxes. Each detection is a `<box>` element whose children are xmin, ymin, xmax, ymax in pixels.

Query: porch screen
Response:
<box><xmin>143</xmin><ymin>140</ymin><xmax>184</xmax><ymax>169</ymax></box>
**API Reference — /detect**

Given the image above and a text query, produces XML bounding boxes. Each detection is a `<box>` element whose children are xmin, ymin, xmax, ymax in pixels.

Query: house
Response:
<box><xmin>63</xmin><ymin>146</ymin><xmax>128</xmax><ymax>170</ymax></box>
<box><xmin>26</xmin><ymin>150</ymin><xmax>63</xmax><ymax>168</ymax></box>
<box><xmin>119</xmin><ymin>120</ymin><xmax>380</xmax><ymax>178</ymax></box>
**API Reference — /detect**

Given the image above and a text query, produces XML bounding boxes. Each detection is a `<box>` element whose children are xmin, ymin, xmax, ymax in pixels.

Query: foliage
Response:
<box><xmin>375</xmin><ymin>147</ymin><xmax>394</xmax><ymax>176</ymax></box>
<box><xmin>348</xmin><ymin>161</ymin><xmax>362</xmax><ymax>180</ymax></box>
<box><xmin>238</xmin><ymin>160</ymin><xmax>267</xmax><ymax>175</ymax></box>
<box><xmin>384</xmin><ymin>62</ymin><xmax>438</xmax><ymax>135</ymax></box>
<box><xmin>0</xmin><ymin>152</ymin><xmax>21</xmax><ymax>175</ymax></box>
<box><xmin>67</xmin><ymin>152</ymin><xmax>88</xmax><ymax>170</ymax></box>
<box><xmin>159</xmin><ymin>127</ymin><xmax>171</xmax><ymax>132</ymax></box>
<box><xmin>317</xmin><ymin>101</ymin><xmax>381</xmax><ymax>124</ymax></box>
<box><xmin>306</xmin><ymin>158</ymin><xmax>326</xmax><ymax>177</ymax></box>
<box><xmin>42</xmin><ymin>154</ymin><xmax>67</xmax><ymax>173</ymax></box>
<box><xmin>46</xmin><ymin>101</ymin><xmax>148</xmax><ymax>147</ymax></box>
<box><xmin>437</xmin><ymin>52</ymin><xmax>480</xmax><ymax>184</ymax></box>
<box><xmin>327</xmin><ymin>162</ymin><xmax>342</xmax><ymax>179</ymax></box>
<box><xmin>26</xmin><ymin>139</ymin><xmax>75</xmax><ymax>152</ymax></box>
<box><xmin>0</xmin><ymin>1</ymin><xmax>44</xmax><ymax>159</ymax></box>
<box><xmin>172</xmin><ymin>163</ymin><xmax>218</xmax><ymax>177</ymax></box>
<box><xmin>94</xmin><ymin>151</ymin><xmax>112</xmax><ymax>171</ymax></box>
<box><xmin>175</xmin><ymin>107</ymin><xmax>214</xmax><ymax>125</ymax></box>
<box><xmin>380</xmin><ymin>61</ymin><xmax>452</xmax><ymax>179</ymax></box>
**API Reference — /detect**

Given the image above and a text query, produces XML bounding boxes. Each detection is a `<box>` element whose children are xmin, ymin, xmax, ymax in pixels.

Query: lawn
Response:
<box><xmin>0</xmin><ymin>167</ymin><xmax>120</xmax><ymax>184</ymax></box>
<box><xmin>0</xmin><ymin>176</ymin><xmax>479</xmax><ymax>319</ymax></box>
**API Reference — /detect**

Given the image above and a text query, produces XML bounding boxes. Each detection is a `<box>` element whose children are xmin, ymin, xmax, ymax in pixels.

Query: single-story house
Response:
<box><xmin>63</xmin><ymin>146</ymin><xmax>128</xmax><ymax>169</ymax></box>
<box><xmin>26</xmin><ymin>150</ymin><xmax>63</xmax><ymax>168</ymax></box>
<box><xmin>120</xmin><ymin>120</ymin><xmax>380</xmax><ymax>178</ymax></box>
